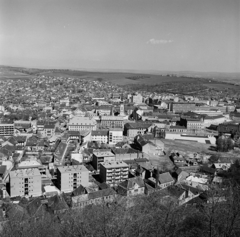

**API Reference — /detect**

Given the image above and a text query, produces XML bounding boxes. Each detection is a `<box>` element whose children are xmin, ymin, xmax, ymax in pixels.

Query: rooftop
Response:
<box><xmin>100</xmin><ymin>161</ymin><xmax>128</xmax><ymax>168</ymax></box>
<box><xmin>58</xmin><ymin>165</ymin><xmax>89</xmax><ymax>173</ymax></box>
<box><xmin>10</xmin><ymin>168</ymin><xmax>41</xmax><ymax>178</ymax></box>
<box><xmin>93</xmin><ymin>151</ymin><xmax>115</xmax><ymax>157</ymax></box>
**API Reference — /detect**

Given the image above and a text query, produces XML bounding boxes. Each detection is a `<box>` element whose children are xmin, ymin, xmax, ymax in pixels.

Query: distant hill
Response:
<box><xmin>0</xmin><ymin>65</ymin><xmax>239</xmax><ymax>85</ymax></box>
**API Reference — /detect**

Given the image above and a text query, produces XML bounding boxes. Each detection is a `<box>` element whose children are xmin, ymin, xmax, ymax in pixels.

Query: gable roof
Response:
<box><xmin>72</xmin><ymin>185</ymin><xmax>87</xmax><ymax>197</ymax></box>
<box><xmin>88</xmin><ymin>188</ymin><xmax>116</xmax><ymax>200</ymax></box>
<box><xmin>158</xmin><ymin>172</ymin><xmax>174</xmax><ymax>184</ymax></box>
<box><xmin>118</xmin><ymin>176</ymin><xmax>145</xmax><ymax>190</ymax></box>
<box><xmin>48</xmin><ymin>195</ymin><xmax>69</xmax><ymax>211</ymax></box>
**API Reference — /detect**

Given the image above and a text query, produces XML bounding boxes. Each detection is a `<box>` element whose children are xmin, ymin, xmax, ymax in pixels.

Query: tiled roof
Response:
<box><xmin>118</xmin><ymin>176</ymin><xmax>145</xmax><ymax>190</ymax></box>
<box><xmin>88</xmin><ymin>188</ymin><xmax>116</xmax><ymax>200</ymax></box>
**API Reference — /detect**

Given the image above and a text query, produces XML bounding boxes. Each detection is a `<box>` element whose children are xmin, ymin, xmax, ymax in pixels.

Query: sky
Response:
<box><xmin>0</xmin><ymin>0</ymin><xmax>239</xmax><ymax>73</ymax></box>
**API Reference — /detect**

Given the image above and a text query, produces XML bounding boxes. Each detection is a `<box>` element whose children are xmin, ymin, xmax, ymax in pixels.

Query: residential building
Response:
<box><xmin>124</xmin><ymin>122</ymin><xmax>152</xmax><ymax>139</ymax></box>
<box><xmin>99</xmin><ymin>116</ymin><xmax>124</xmax><ymax>129</ymax></box>
<box><xmin>109</xmin><ymin>128</ymin><xmax>123</xmax><ymax>145</ymax></box>
<box><xmin>129</xmin><ymin>93</ymin><xmax>143</xmax><ymax>104</ymax></box>
<box><xmin>99</xmin><ymin>161</ymin><xmax>129</xmax><ymax>187</ymax></box>
<box><xmin>111</xmin><ymin>147</ymin><xmax>141</xmax><ymax>161</ymax></box>
<box><xmin>95</xmin><ymin>105</ymin><xmax>112</xmax><ymax>116</ymax></box>
<box><xmin>170</xmin><ymin>102</ymin><xmax>196</xmax><ymax>113</ymax></box>
<box><xmin>118</xmin><ymin>176</ymin><xmax>145</xmax><ymax>196</ymax></box>
<box><xmin>44</xmin><ymin>124</ymin><xmax>55</xmax><ymax>137</ymax></box>
<box><xmin>56</xmin><ymin>165</ymin><xmax>89</xmax><ymax>193</ymax></box>
<box><xmin>0</xmin><ymin>123</ymin><xmax>14</xmax><ymax>136</ymax></box>
<box><xmin>92</xmin><ymin>150</ymin><xmax>115</xmax><ymax>170</ymax></box>
<box><xmin>148</xmin><ymin>172</ymin><xmax>174</xmax><ymax>189</ymax></box>
<box><xmin>72</xmin><ymin>188</ymin><xmax>117</xmax><ymax>209</ymax></box>
<box><xmin>91</xmin><ymin>130</ymin><xmax>108</xmax><ymax>143</ymax></box>
<box><xmin>9</xmin><ymin>168</ymin><xmax>42</xmax><ymax>197</ymax></box>
<box><xmin>68</xmin><ymin>116</ymin><xmax>97</xmax><ymax>131</ymax></box>
<box><xmin>134</xmin><ymin>135</ymin><xmax>164</xmax><ymax>155</ymax></box>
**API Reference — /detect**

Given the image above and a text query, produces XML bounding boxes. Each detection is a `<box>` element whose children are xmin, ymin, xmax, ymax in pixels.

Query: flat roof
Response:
<box><xmin>58</xmin><ymin>165</ymin><xmax>89</xmax><ymax>173</ymax></box>
<box><xmin>10</xmin><ymin>168</ymin><xmax>41</xmax><ymax>177</ymax></box>
<box><xmin>93</xmin><ymin>151</ymin><xmax>115</xmax><ymax>157</ymax></box>
<box><xmin>100</xmin><ymin>161</ymin><xmax>128</xmax><ymax>168</ymax></box>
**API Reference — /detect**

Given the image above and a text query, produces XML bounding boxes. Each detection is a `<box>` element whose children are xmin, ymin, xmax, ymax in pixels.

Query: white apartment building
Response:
<box><xmin>109</xmin><ymin>128</ymin><xmax>123</xmax><ymax>145</ymax></box>
<box><xmin>10</xmin><ymin>168</ymin><xmax>42</xmax><ymax>197</ymax></box>
<box><xmin>0</xmin><ymin>123</ymin><xmax>14</xmax><ymax>136</ymax></box>
<box><xmin>91</xmin><ymin>130</ymin><xmax>108</xmax><ymax>143</ymax></box>
<box><xmin>100</xmin><ymin>161</ymin><xmax>129</xmax><ymax>187</ymax></box>
<box><xmin>57</xmin><ymin>165</ymin><xmax>89</xmax><ymax>193</ymax></box>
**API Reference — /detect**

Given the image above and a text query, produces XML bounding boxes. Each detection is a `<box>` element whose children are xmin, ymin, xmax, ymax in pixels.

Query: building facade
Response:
<box><xmin>92</xmin><ymin>150</ymin><xmax>115</xmax><ymax>170</ymax></box>
<box><xmin>91</xmin><ymin>130</ymin><xmax>108</xmax><ymax>143</ymax></box>
<box><xmin>10</xmin><ymin>168</ymin><xmax>42</xmax><ymax>197</ymax></box>
<box><xmin>68</xmin><ymin>116</ymin><xmax>97</xmax><ymax>131</ymax></box>
<box><xmin>109</xmin><ymin>128</ymin><xmax>123</xmax><ymax>145</ymax></box>
<box><xmin>99</xmin><ymin>116</ymin><xmax>124</xmax><ymax>129</ymax></box>
<box><xmin>99</xmin><ymin>161</ymin><xmax>129</xmax><ymax>187</ymax></box>
<box><xmin>56</xmin><ymin>165</ymin><xmax>89</xmax><ymax>193</ymax></box>
<box><xmin>0</xmin><ymin>123</ymin><xmax>14</xmax><ymax>136</ymax></box>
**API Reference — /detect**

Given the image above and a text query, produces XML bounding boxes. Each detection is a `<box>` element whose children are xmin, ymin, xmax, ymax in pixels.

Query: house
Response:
<box><xmin>134</xmin><ymin>135</ymin><xmax>164</xmax><ymax>156</ymax></box>
<box><xmin>71</xmin><ymin>188</ymin><xmax>117</xmax><ymax>209</ymax></box>
<box><xmin>48</xmin><ymin>194</ymin><xmax>69</xmax><ymax>214</ymax></box>
<box><xmin>171</xmin><ymin>168</ymin><xmax>189</xmax><ymax>184</ymax></box>
<box><xmin>92</xmin><ymin>150</ymin><xmax>115</xmax><ymax>171</ymax></box>
<box><xmin>43</xmin><ymin>124</ymin><xmax>55</xmax><ymax>137</ymax></box>
<box><xmin>167</xmin><ymin>184</ymin><xmax>201</xmax><ymax>205</ymax></box>
<box><xmin>158</xmin><ymin>172</ymin><xmax>175</xmax><ymax>189</ymax></box>
<box><xmin>118</xmin><ymin>176</ymin><xmax>145</xmax><ymax>196</ymax></box>
<box><xmin>148</xmin><ymin>172</ymin><xmax>174</xmax><ymax>189</ymax></box>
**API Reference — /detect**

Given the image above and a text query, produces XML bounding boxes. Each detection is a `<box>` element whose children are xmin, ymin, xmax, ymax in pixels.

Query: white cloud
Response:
<box><xmin>147</xmin><ymin>38</ymin><xmax>173</xmax><ymax>45</ymax></box>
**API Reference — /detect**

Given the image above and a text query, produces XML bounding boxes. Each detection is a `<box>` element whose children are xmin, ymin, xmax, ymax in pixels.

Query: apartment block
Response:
<box><xmin>56</xmin><ymin>165</ymin><xmax>89</xmax><ymax>193</ymax></box>
<box><xmin>10</xmin><ymin>168</ymin><xmax>42</xmax><ymax>197</ymax></box>
<box><xmin>0</xmin><ymin>123</ymin><xmax>14</xmax><ymax>136</ymax></box>
<box><xmin>92</xmin><ymin>150</ymin><xmax>115</xmax><ymax>171</ymax></box>
<box><xmin>100</xmin><ymin>161</ymin><xmax>129</xmax><ymax>187</ymax></box>
<box><xmin>109</xmin><ymin>128</ymin><xmax>123</xmax><ymax>145</ymax></box>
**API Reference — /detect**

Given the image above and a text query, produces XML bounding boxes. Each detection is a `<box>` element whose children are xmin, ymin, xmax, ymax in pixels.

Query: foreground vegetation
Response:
<box><xmin>2</xmin><ymin>181</ymin><xmax>240</xmax><ymax>237</ymax></box>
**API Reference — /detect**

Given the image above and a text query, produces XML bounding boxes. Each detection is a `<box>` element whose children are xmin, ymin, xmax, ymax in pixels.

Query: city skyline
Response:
<box><xmin>0</xmin><ymin>0</ymin><xmax>239</xmax><ymax>73</ymax></box>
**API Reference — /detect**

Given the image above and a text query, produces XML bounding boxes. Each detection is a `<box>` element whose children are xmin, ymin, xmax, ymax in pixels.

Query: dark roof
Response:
<box><xmin>14</xmin><ymin>136</ymin><xmax>27</xmax><ymax>143</ymax></box>
<box><xmin>5</xmin><ymin>203</ymin><xmax>30</xmax><ymax>221</ymax></box>
<box><xmin>118</xmin><ymin>176</ymin><xmax>145</xmax><ymax>190</ymax></box>
<box><xmin>0</xmin><ymin>166</ymin><xmax>6</xmax><ymax>175</ymax></box>
<box><xmin>26</xmin><ymin>197</ymin><xmax>48</xmax><ymax>217</ymax></box>
<box><xmin>91</xmin><ymin>130</ymin><xmax>108</xmax><ymax>136</ymax></box>
<box><xmin>48</xmin><ymin>195</ymin><xmax>69</xmax><ymax>211</ymax></box>
<box><xmin>200</xmin><ymin>165</ymin><xmax>216</xmax><ymax>174</ymax></box>
<box><xmin>111</xmin><ymin>147</ymin><xmax>138</xmax><ymax>155</ymax></box>
<box><xmin>98</xmin><ymin>182</ymin><xmax>110</xmax><ymax>190</ymax></box>
<box><xmin>44</xmin><ymin>124</ymin><xmax>55</xmax><ymax>129</ymax></box>
<box><xmin>125</xmin><ymin>122</ymin><xmax>152</xmax><ymax>130</ymax></box>
<box><xmin>158</xmin><ymin>172</ymin><xmax>174</xmax><ymax>184</ymax></box>
<box><xmin>72</xmin><ymin>185</ymin><xmax>86</xmax><ymax>196</ymax></box>
<box><xmin>134</xmin><ymin>135</ymin><xmax>148</xmax><ymax>147</ymax></box>
<box><xmin>88</xmin><ymin>188</ymin><xmax>116</xmax><ymax>200</ymax></box>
